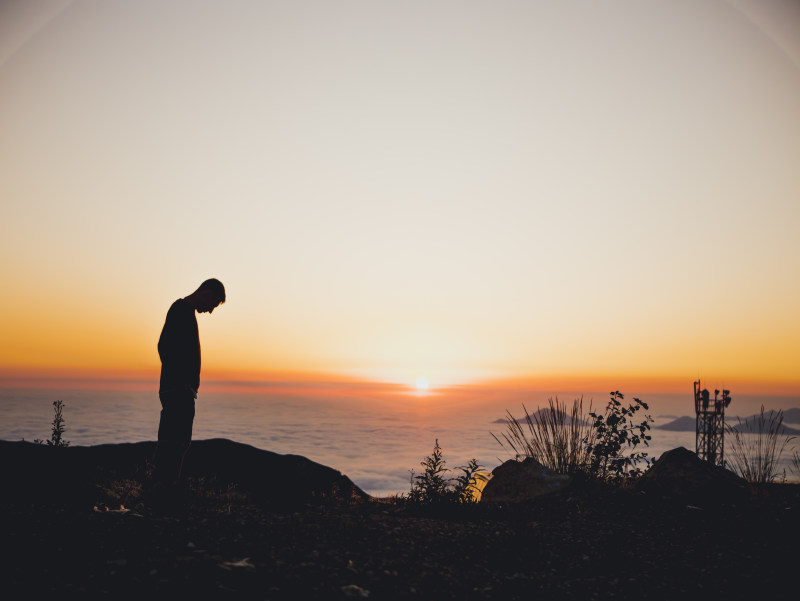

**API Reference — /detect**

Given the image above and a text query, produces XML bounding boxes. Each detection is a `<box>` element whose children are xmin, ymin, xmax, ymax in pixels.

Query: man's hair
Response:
<box><xmin>197</xmin><ymin>278</ymin><xmax>226</xmax><ymax>303</ymax></box>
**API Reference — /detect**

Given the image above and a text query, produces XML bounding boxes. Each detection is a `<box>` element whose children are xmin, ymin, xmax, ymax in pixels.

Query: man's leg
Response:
<box><xmin>153</xmin><ymin>390</ymin><xmax>195</xmax><ymax>484</ymax></box>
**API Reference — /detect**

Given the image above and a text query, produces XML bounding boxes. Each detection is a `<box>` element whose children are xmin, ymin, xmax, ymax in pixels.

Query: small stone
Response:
<box><xmin>341</xmin><ymin>584</ymin><xmax>370</xmax><ymax>598</ymax></box>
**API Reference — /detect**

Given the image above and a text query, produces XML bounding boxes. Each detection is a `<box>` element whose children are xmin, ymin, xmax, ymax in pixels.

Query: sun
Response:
<box><xmin>415</xmin><ymin>376</ymin><xmax>430</xmax><ymax>392</ymax></box>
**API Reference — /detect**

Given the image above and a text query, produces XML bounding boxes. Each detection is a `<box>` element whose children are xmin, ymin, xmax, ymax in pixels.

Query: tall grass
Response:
<box><xmin>725</xmin><ymin>406</ymin><xmax>795</xmax><ymax>484</ymax></box>
<box><xmin>492</xmin><ymin>397</ymin><xmax>596</xmax><ymax>475</ymax></box>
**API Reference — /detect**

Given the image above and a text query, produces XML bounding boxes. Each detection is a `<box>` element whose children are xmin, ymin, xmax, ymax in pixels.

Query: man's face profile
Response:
<box><xmin>196</xmin><ymin>291</ymin><xmax>223</xmax><ymax>314</ymax></box>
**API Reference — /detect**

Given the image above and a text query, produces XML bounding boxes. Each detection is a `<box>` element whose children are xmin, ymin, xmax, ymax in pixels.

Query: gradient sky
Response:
<box><xmin>1</xmin><ymin>0</ymin><xmax>799</xmax><ymax>393</ymax></box>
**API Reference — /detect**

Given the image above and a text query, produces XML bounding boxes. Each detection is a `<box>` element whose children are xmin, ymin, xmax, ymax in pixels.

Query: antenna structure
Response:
<box><xmin>694</xmin><ymin>380</ymin><xmax>732</xmax><ymax>466</ymax></box>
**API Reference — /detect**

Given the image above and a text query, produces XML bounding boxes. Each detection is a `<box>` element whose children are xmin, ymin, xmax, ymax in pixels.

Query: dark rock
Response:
<box><xmin>183</xmin><ymin>438</ymin><xmax>370</xmax><ymax>505</ymax></box>
<box><xmin>0</xmin><ymin>438</ymin><xmax>369</xmax><ymax>508</ymax></box>
<box><xmin>636</xmin><ymin>446</ymin><xmax>748</xmax><ymax>505</ymax></box>
<box><xmin>481</xmin><ymin>457</ymin><xmax>572</xmax><ymax>504</ymax></box>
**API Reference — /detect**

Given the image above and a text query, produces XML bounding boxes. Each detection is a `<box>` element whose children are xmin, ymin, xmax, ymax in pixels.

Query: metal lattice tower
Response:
<box><xmin>694</xmin><ymin>380</ymin><xmax>731</xmax><ymax>466</ymax></box>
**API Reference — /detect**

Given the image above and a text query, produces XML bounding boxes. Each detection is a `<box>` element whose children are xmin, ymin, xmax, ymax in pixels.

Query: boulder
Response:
<box><xmin>481</xmin><ymin>457</ymin><xmax>572</xmax><ymax>504</ymax></box>
<box><xmin>0</xmin><ymin>438</ymin><xmax>369</xmax><ymax>508</ymax></box>
<box><xmin>636</xmin><ymin>446</ymin><xmax>748</xmax><ymax>505</ymax></box>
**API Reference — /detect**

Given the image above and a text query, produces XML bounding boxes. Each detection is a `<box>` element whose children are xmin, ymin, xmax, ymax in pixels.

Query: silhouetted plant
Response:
<box><xmin>407</xmin><ymin>439</ymin><xmax>487</xmax><ymax>504</ymax></box>
<box><xmin>451</xmin><ymin>458</ymin><xmax>490</xmax><ymax>504</ymax></box>
<box><xmin>185</xmin><ymin>477</ymin><xmax>242</xmax><ymax>514</ymax></box>
<box><xmin>791</xmin><ymin>450</ymin><xmax>800</xmax><ymax>481</ymax></box>
<box><xmin>585</xmin><ymin>391</ymin><xmax>653</xmax><ymax>481</ymax></box>
<box><xmin>725</xmin><ymin>406</ymin><xmax>795</xmax><ymax>484</ymax></box>
<box><xmin>99</xmin><ymin>478</ymin><xmax>142</xmax><ymax>510</ymax></box>
<box><xmin>408</xmin><ymin>439</ymin><xmax>448</xmax><ymax>504</ymax></box>
<box><xmin>34</xmin><ymin>400</ymin><xmax>70</xmax><ymax>447</ymax></box>
<box><xmin>492</xmin><ymin>397</ymin><xmax>595</xmax><ymax>474</ymax></box>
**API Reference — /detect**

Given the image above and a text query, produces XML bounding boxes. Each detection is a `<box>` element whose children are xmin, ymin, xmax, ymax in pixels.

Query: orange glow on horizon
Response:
<box><xmin>1</xmin><ymin>364</ymin><xmax>798</xmax><ymax>399</ymax></box>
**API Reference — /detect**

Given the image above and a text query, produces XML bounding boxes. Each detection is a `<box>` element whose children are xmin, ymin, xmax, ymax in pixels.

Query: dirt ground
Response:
<box><xmin>4</xmin><ymin>474</ymin><xmax>799</xmax><ymax>600</ymax></box>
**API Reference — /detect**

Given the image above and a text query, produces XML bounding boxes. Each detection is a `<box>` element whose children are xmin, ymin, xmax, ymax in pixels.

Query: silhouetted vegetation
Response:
<box><xmin>586</xmin><ymin>391</ymin><xmax>653</xmax><ymax>481</ymax></box>
<box><xmin>493</xmin><ymin>391</ymin><xmax>654</xmax><ymax>482</ymax></box>
<box><xmin>34</xmin><ymin>400</ymin><xmax>70</xmax><ymax>447</ymax></box>
<box><xmin>406</xmin><ymin>439</ymin><xmax>488</xmax><ymax>504</ymax></box>
<box><xmin>725</xmin><ymin>406</ymin><xmax>795</xmax><ymax>484</ymax></box>
<box><xmin>492</xmin><ymin>396</ymin><xmax>595</xmax><ymax>474</ymax></box>
<box><xmin>97</xmin><ymin>477</ymin><xmax>142</xmax><ymax>511</ymax></box>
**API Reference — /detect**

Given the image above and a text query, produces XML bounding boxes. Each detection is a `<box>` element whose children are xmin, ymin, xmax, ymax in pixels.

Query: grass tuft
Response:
<box><xmin>491</xmin><ymin>396</ymin><xmax>595</xmax><ymax>475</ymax></box>
<box><xmin>725</xmin><ymin>406</ymin><xmax>795</xmax><ymax>484</ymax></box>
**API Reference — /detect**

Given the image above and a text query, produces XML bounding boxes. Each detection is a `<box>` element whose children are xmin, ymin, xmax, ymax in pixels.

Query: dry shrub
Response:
<box><xmin>725</xmin><ymin>406</ymin><xmax>795</xmax><ymax>484</ymax></box>
<box><xmin>492</xmin><ymin>397</ymin><xmax>595</xmax><ymax>475</ymax></box>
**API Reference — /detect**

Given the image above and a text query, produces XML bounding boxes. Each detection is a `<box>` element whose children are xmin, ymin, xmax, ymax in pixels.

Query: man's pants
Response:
<box><xmin>153</xmin><ymin>390</ymin><xmax>195</xmax><ymax>484</ymax></box>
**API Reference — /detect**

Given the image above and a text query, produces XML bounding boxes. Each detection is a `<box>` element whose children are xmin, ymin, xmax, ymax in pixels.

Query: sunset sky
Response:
<box><xmin>1</xmin><ymin>0</ymin><xmax>799</xmax><ymax>395</ymax></box>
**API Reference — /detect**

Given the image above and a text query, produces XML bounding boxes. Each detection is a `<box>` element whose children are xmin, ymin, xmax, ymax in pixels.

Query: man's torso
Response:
<box><xmin>158</xmin><ymin>298</ymin><xmax>200</xmax><ymax>394</ymax></box>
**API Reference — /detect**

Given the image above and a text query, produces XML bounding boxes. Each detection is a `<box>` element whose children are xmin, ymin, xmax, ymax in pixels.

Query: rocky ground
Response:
<box><xmin>2</xmin><ymin>440</ymin><xmax>799</xmax><ymax>599</ymax></box>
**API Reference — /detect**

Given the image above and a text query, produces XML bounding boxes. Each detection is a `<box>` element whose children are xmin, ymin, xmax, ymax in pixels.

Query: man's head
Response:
<box><xmin>190</xmin><ymin>278</ymin><xmax>226</xmax><ymax>313</ymax></box>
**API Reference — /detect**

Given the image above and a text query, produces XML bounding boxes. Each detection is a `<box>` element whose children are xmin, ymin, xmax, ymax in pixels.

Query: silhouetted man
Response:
<box><xmin>153</xmin><ymin>278</ymin><xmax>226</xmax><ymax>485</ymax></box>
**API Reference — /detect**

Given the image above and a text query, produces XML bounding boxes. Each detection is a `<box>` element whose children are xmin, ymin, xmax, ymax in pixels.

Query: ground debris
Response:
<box><xmin>219</xmin><ymin>557</ymin><xmax>255</xmax><ymax>570</ymax></box>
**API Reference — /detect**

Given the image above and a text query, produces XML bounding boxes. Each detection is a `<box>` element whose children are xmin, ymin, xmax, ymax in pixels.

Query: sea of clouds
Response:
<box><xmin>2</xmin><ymin>387</ymin><xmax>799</xmax><ymax>495</ymax></box>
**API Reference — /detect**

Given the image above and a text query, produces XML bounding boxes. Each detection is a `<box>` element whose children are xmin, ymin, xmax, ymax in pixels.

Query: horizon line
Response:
<box><xmin>1</xmin><ymin>370</ymin><xmax>798</xmax><ymax>397</ymax></box>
